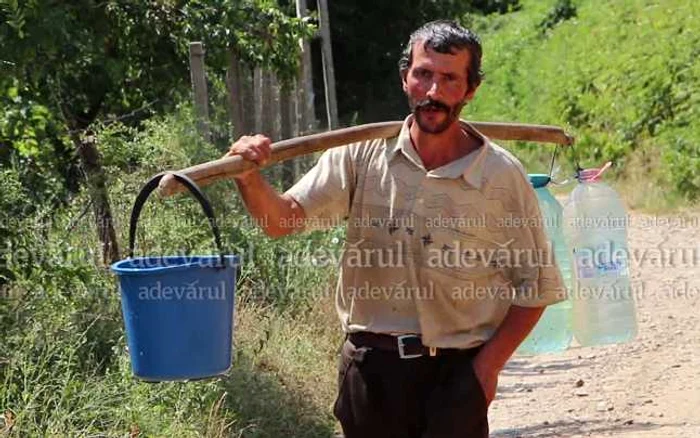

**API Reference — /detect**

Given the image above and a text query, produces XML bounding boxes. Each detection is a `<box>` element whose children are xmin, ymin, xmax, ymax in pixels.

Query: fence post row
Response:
<box><xmin>191</xmin><ymin>0</ymin><xmax>340</xmax><ymax>182</ymax></box>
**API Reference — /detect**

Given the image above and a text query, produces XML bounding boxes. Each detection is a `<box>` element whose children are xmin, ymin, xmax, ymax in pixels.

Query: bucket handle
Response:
<box><xmin>128</xmin><ymin>171</ymin><xmax>226</xmax><ymax>267</ymax></box>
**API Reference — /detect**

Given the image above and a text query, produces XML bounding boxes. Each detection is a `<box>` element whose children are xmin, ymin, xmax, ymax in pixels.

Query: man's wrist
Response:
<box><xmin>233</xmin><ymin>171</ymin><xmax>261</xmax><ymax>187</ymax></box>
<box><xmin>474</xmin><ymin>344</ymin><xmax>508</xmax><ymax>372</ymax></box>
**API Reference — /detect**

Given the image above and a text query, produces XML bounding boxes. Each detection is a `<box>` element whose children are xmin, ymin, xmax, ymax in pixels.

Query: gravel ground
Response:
<box><xmin>490</xmin><ymin>212</ymin><xmax>700</xmax><ymax>437</ymax></box>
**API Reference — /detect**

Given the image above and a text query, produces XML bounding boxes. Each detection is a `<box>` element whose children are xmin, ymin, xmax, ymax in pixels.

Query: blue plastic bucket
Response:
<box><xmin>111</xmin><ymin>172</ymin><xmax>239</xmax><ymax>381</ymax></box>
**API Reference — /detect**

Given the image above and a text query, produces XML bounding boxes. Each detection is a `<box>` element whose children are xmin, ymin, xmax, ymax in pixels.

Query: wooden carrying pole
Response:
<box><xmin>158</xmin><ymin>121</ymin><xmax>574</xmax><ymax>197</ymax></box>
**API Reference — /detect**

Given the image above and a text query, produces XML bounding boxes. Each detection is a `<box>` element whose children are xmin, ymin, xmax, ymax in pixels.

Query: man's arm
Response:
<box><xmin>469</xmin><ymin>161</ymin><xmax>567</xmax><ymax>405</ymax></box>
<box><xmin>227</xmin><ymin>135</ymin><xmax>306</xmax><ymax>238</ymax></box>
<box><xmin>472</xmin><ymin>305</ymin><xmax>545</xmax><ymax>405</ymax></box>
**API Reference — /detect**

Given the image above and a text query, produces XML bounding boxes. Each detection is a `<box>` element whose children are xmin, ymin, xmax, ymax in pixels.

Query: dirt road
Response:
<box><xmin>490</xmin><ymin>212</ymin><xmax>700</xmax><ymax>437</ymax></box>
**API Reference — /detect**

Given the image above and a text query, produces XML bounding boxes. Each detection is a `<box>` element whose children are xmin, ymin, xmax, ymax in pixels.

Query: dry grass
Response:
<box><xmin>614</xmin><ymin>144</ymin><xmax>697</xmax><ymax>214</ymax></box>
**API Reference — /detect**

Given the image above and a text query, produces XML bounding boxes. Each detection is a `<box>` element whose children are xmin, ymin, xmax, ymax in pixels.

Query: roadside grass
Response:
<box><xmin>1</xmin><ymin>110</ymin><xmax>344</xmax><ymax>436</ymax></box>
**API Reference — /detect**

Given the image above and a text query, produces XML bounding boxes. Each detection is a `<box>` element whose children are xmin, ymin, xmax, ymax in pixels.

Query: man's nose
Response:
<box><xmin>426</xmin><ymin>80</ymin><xmax>442</xmax><ymax>99</ymax></box>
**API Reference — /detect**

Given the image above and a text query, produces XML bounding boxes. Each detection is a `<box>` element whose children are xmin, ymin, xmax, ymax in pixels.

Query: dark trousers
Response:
<box><xmin>333</xmin><ymin>338</ymin><xmax>489</xmax><ymax>438</ymax></box>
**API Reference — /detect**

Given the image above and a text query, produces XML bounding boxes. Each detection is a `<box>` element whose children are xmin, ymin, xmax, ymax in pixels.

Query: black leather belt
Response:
<box><xmin>348</xmin><ymin>332</ymin><xmax>481</xmax><ymax>359</ymax></box>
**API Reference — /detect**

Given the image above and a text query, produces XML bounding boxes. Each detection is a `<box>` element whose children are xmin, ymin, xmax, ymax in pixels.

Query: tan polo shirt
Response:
<box><xmin>286</xmin><ymin>116</ymin><xmax>566</xmax><ymax>348</ymax></box>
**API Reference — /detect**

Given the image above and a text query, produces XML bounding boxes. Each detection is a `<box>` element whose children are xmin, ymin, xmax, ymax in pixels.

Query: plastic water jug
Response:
<box><xmin>517</xmin><ymin>174</ymin><xmax>573</xmax><ymax>355</ymax></box>
<box><xmin>562</xmin><ymin>166</ymin><xmax>637</xmax><ymax>346</ymax></box>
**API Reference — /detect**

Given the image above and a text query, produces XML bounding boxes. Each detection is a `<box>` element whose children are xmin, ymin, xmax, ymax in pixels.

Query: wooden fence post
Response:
<box><xmin>296</xmin><ymin>0</ymin><xmax>316</xmax><ymax>133</ymax></box>
<box><xmin>74</xmin><ymin>132</ymin><xmax>120</xmax><ymax>265</ymax></box>
<box><xmin>189</xmin><ymin>42</ymin><xmax>211</xmax><ymax>140</ymax></box>
<box><xmin>241</xmin><ymin>65</ymin><xmax>254</xmax><ymax>135</ymax></box>
<box><xmin>226</xmin><ymin>50</ymin><xmax>245</xmax><ymax>140</ymax></box>
<box><xmin>262</xmin><ymin>71</ymin><xmax>274</xmax><ymax>138</ymax></box>
<box><xmin>254</xmin><ymin>66</ymin><xmax>263</xmax><ymax>133</ymax></box>
<box><xmin>280</xmin><ymin>82</ymin><xmax>296</xmax><ymax>190</ymax></box>
<box><xmin>318</xmin><ymin>0</ymin><xmax>339</xmax><ymax>129</ymax></box>
<box><xmin>270</xmin><ymin>73</ymin><xmax>282</xmax><ymax>141</ymax></box>
<box><xmin>290</xmin><ymin>80</ymin><xmax>300</xmax><ymax>138</ymax></box>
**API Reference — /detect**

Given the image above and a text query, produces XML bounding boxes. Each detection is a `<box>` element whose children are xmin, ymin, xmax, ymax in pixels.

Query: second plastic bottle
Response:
<box><xmin>517</xmin><ymin>174</ymin><xmax>573</xmax><ymax>355</ymax></box>
<box><xmin>562</xmin><ymin>167</ymin><xmax>637</xmax><ymax>346</ymax></box>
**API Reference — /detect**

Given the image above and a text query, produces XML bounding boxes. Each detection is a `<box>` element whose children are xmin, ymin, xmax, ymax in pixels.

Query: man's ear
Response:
<box><xmin>401</xmin><ymin>70</ymin><xmax>408</xmax><ymax>93</ymax></box>
<box><xmin>464</xmin><ymin>82</ymin><xmax>480</xmax><ymax>101</ymax></box>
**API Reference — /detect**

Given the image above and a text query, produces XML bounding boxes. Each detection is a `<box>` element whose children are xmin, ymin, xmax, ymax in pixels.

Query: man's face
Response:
<box><xmin>402</xmin><ymin>42</ymin><xmax>477</xmax><ymax>134</ymax></box>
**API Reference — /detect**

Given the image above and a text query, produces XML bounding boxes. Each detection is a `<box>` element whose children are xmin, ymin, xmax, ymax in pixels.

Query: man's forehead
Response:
<box><xmin>411</xmin><ymin>40</ymin><xmax>471</xmax><ymax>68</ymax></box>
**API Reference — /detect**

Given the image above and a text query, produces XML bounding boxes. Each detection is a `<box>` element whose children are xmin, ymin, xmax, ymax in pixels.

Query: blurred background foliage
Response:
<box><xmin>466</xmin><ymin>0</ymin><xmax>699</xmax><ymax>206</ymax></box>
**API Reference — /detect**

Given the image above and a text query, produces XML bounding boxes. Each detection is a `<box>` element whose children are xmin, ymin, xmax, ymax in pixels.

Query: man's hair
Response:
<box><xmin>398</xmin><ymin>20</ymin><xmax>483</xmax><ymax>93</ymax></box>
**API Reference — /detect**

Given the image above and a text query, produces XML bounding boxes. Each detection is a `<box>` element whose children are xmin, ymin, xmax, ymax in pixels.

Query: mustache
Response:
<box><xmin>414</xmin><ymin>99</ymin><xmax>450</xmax><ymax>112</ymax></box>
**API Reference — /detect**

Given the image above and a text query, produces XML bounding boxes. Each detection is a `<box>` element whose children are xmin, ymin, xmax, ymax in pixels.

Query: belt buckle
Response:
<box><xmin>397</xmin><ymin>335</ymin><xmax>423</xmax><ymax>359</ymax></box>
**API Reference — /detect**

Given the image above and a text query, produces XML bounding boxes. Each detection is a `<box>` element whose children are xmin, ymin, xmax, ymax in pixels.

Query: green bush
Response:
<box><xmin>0</xmin><ymin>168</ymin><xmax>32</xmax><ymax>286</ymax></box>
<box><xmin>468</xmin><ymin>0</ymin><xmax>700</xmax><ymax>204</ymax></box>
<box><xmin>0</xmin><ymin>81</ymin><xmax>79</xmax><ymax>205</ymax></box>
<box><xmin>538</xmin><ymin>0</ymin><xmax>577</xmax><ymax>33</ymax></box>
<box><xmin>1</xmin><ymin>108</ymin><xmax>340</xmax><ymax>436</ymax></box>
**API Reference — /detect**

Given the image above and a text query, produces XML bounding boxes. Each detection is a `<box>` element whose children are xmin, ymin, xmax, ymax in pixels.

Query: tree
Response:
<box><xmin>0</xmin><ymin>0</ymin><xmax>313</xmax><ymax>264</ymax></box>
<box><xmin>319</xmin><ymin>0</ymin><xmax>520</xmax><ymax>123</ymax></box>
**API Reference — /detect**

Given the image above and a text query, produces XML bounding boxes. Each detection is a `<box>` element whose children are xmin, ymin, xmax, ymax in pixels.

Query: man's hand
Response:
<box><xmin>225</xmin><ymin>134</ymin><xmax>272</xmax><ymax>182</ymax></box>
<box><xmin>223</xmin><ymin>133</ymin><xmax>306</xmax><ymax>238</ymax></box>
<box><xmin>469</xmin><ymin>305</ymin><xmax>546</xmax><ymax>407</ymax></box>
<box><xmin>472</xmin><ymin>354</ymin><xmax>501</xmax><ymax>407</ymax></box>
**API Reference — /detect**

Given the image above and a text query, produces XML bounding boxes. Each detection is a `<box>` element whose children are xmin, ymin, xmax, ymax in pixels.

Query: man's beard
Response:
<box><xmin>409</xmin><ymin>98</ymin><xmax>465</xmax><ymax>134</ymax></box>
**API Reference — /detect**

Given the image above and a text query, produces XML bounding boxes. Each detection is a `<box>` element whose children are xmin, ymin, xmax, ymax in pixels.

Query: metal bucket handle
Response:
<box><xmin>128</xmin><ymin>171</ymin><xmax>226</xmax><ymax>267</ymax></box>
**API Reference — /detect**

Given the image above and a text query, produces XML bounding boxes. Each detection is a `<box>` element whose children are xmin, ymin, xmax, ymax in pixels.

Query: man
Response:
<box><xmin>228</xmin><ymin>20</ymin><xmax>565</xmax><ymax>438</ymax></box>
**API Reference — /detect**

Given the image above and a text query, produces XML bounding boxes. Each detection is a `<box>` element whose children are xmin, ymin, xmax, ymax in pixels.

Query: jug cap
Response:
<box><xmin>579</xmin><ymin>169</ymin><xmax>601</xmax><ymax>182</ymax></box>
<box><xmin>578</xmin><ymin>162</ymin><xmax>612</xmax><ymax>183</ymax></box>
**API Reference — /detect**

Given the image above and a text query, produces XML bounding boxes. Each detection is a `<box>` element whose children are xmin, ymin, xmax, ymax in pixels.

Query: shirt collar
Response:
<box><xmin>386</xmin><ymin>114</ymin><xmax>490</xmax><ymax>189</ymax></box>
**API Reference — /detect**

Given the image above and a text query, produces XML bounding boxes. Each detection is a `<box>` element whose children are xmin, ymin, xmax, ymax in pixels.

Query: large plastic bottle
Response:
<box><xmin>562</xmin><ymin>166</ymin><xmax>637</xmax><ymax>346</ymax></box>
<box><xmin>517</xmin><ymin>174</ymin><xmax>573</xmax><ymax>355</ymax></box>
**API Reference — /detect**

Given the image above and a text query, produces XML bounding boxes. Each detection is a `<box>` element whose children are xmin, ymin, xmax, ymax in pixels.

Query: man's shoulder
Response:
<box><xmin>483</xmin><ymin>141</ymin><xmax>527</xmax><ymax>175</ymax></box>
<box><xmin>330</xmin><ymin>137</ymin><xmax>393</xmax><ymax>166</ymax></box>
<box><xmin>481</xmin><ymin>140</ymin><xmax>530</xmax><ymax>187</ymax></box>
<box><xmin>476</xmin><ymin>141</ymin><xmax>536</xmax><ymax>212</ymax></box>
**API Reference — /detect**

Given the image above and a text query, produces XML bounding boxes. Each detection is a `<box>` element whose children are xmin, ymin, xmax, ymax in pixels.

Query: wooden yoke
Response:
<box><xmin>157</xmin><ymin>120</ymin><xmax>574</xmax><ymax>197</ymax></box>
